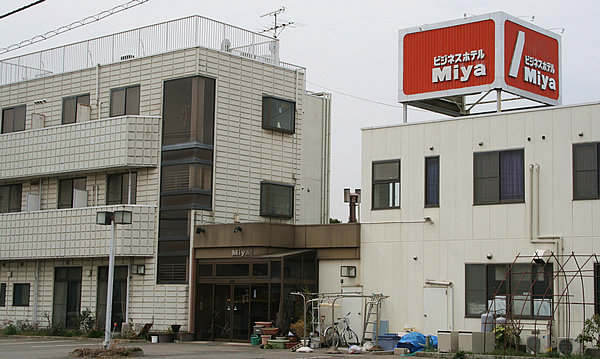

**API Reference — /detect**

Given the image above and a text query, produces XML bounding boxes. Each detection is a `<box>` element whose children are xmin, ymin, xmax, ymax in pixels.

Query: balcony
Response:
<box><xmin>0</xmin><ymin>205</ymin><xmax>156</xmax><ymax>260</ymax></box>
<box><xmin>0</xmin><ymin>116</ymin><xmax>160</xmax><ymax>180</ymax></box>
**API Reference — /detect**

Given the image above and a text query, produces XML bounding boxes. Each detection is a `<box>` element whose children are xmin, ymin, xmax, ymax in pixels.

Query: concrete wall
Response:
<box><xmin>360</xmin><ymin>103</ymin><xmax>600</xmax><ymax>337</ymax></box>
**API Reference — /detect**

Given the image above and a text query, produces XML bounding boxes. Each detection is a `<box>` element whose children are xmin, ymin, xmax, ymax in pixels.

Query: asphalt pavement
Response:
<box><xmin>0</xmin><ymin>336</ymin><xmax>406</xmax><ymax>359</ymax></box>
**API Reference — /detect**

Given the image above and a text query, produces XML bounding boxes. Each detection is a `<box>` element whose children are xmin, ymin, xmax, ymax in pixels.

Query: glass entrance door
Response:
<box><xmin>232</xmin><ymin>285</ymin><xmax>249</xmax><ymax>340</ymax></box>
<box><xmin>214</xmin><ymin>285</ymin><xmax>231</xmax><ymax>339</ymax></box>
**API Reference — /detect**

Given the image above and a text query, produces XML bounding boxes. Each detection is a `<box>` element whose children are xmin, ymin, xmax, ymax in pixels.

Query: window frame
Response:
<box><xmin>2</xmin><ymin>105</ymin><xmax>26</xmax><ymax>134</ymax></box>
<box><xmin>425</xmin><ymin>156</ymin><xmax>440</xmax><ymax>207</ymax></box>
<box><xmin>262</xmin><ymin>95</ymin><xmax>296</xmax><ymax>134</ymax></box>
<box><xmin>465</xmin><ymin>263</ymin><xmax>553</xmax><ymax>319</ymax></box>
<box><xmin>12</xmin><ymin>283</ymin><xmax>30</xmax><ymax>306</ymax></box>
<box><xmin>372</xmin><ymin>159</ymin><xmax>401</xmax><ymax>210</ymax></box>
<box><xmin>473</xmin><ymin>149</ymin><xmax>524</xmax><ymax>205</ymax></box>
<box><xmin>0</xmin><ymin>183</ymin><xmax>22</xmax><ymax>213</ymax></box>
<box><xmin>62</xmin><ymin>94</ymin><xmax>91</xmax><ymax>124</ymax></box>
<box><xmin>260</xmin><ymin>181</ymin><xmax>294</xmax><ymax>219</ymax></box>
<box><xmin>573</xmin><ymin>142</ymin><xmax>600</xmax><ymax>200</ymax></box>
<box><xmin>110</xmin><ymin>85</ymin><xmax>140</xmax><ymax>117</ymax></box>
<box><xmin>106</xmin><ymin>172</ymin><xmax>137</xmax><ymax>205</ymax></box>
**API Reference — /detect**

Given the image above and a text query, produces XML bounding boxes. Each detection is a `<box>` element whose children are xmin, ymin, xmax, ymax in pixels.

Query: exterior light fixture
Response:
<box><xmin>233</xmin><ymin>226</ymin><xmax>242</xmax><ymax>233</ymax></box>
<box><xmin>196</xmin><ymin>227</ymin><xmax>205</xmax><ymax>234</ymax></box>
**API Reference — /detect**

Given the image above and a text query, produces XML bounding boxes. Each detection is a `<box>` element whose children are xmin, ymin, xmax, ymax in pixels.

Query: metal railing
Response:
<box><xmin>0</xmin><ymin>15</ymin><xmax>304</xmax><ymax>86</ymax></box>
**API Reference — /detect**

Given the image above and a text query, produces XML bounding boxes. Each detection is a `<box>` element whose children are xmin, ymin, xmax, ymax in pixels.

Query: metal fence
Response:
<box><xmin>0</xmin><ymin>15</ymin><xmax>304</xmax><ymax>86</ymax></box>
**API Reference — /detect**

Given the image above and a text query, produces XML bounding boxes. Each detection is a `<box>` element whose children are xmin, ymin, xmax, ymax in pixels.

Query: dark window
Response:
<box><xmin>163</xmin><ymin>76</ymin><xmax>215</xmax><ymax>146</ymax></box>
<box><xmin>58</xmin><ymin>178</ymin><xmax>86</xmax><ymax>209</ymax></box>
<box><xmin>372</xmin><ymin>160</ymin><xmax>400</xmax><ymax>209</ymax></box>
<box><xmin>474</xmin><ymin>149</ymin><xmax>524</xmax><ymax>205</ymax></box>
<box><xmin>253</xmin><ymin>263</ymin><xmax>269</xmax><ymax>277</ymax></box>
<box><xmin>197</xmin><ymin>264</ymin><xmax>213</xmax><ymax>277</ymax></box>
<box><xmin>107</xmin><ymin>172</ymin><xmax>137</xmax><ymax>205</ymax></box>
<box><xmin>260</xmin><ymin>182</ymin><xmax>294</xmax><ymax>218</ymax></box>
<box><xmin>157</xmin><ymin>256</ymin><xmax>187</xmax><ymax>283</ymax></box>
<box><xmin>53</xmin><ymin>267</ymin><xmax>82</xmax><ymax>329</ymax></box>
<box><xmin>62</xmin><ymin>94</ymin><xmax>90</xmax><ymax>124</ymax></box>
<box><xmin>465</xmin><ymin>263</ymin><xmax>553</xmax><ymax>318</ymax></box>
<box><xmin>0</xmin><ymin>283</ymin><xmax>6</xmax><ymax>306</ymax></box>
<box><xmin>13</xmin><ymin>283</ymin><xmax>30</xmax><ymax>306</ymax></box>
<box><xmin>216</xmin><ymin>264</ymin><xmax>249</xmax><ymax>277</ymax></box>
<box><xmin>0</xmin><ymin>184</ymin><xmax>22</xmax><ymax>213</ymax></box>
<box><xmin>573</xmin><ymin>143</ymin><xmax>600</xmax><ymax>199</ymax></box>
<box><xmin>110</xmin><ymin>85</ymin><xmax>140</xmax><ymax>117</ymax></box>
<box><xmin>97</xmin><ymin>266</ymin><xmax>128</xmax><ymax>330</ymax></box>
<box><xmin>2</xmin><ymin>105</ymin><xmax>26</xmax><ymax>134</ymax></box>
<box><xmin>161</xmin><ymin>164</ymin><xmax>211</xmax><ymax>192</ymax></box>
<box><xmin>262</xmin><ymin>96</ymin><xmax>296</xmax><ymax>133</ymax></box>
<box><xmin>425</xmin><ymin>156</ymin><xmax>439</xmax><ymax>207</ymax></box>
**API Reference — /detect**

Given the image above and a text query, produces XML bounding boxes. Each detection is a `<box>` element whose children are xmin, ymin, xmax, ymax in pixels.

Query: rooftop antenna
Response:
<box><xmin>0</xmin><ymin>0</ymin><xmax>148</xmax><ymax>56</ymax></box>
<box><xmin>260</xmin><ymin>6</ymin><xmax>298</xmax><ymax>38</ymax></box>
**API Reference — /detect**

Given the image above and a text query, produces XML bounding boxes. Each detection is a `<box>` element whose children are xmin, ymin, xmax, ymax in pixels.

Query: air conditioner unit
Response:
<box><xmin>557</xmin><ymin>337</ymin><xmax>577</xmax><ymax>355</ymax></box>
<box><xmin>526</xmin><ymin>334</ymin><xmax>550</xmax><ymax>354</ymax></box>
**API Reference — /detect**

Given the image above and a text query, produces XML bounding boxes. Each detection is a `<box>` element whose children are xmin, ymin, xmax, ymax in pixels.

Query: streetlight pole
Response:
<box><xmin>97</xmin><ymin>210</ymin><xmax>132</xmax><ymax>350</ymax></box>
<box><xmin>105</xmin><ymin>219</ymin><xmax>116</xmax><ymax>349</ymax></box>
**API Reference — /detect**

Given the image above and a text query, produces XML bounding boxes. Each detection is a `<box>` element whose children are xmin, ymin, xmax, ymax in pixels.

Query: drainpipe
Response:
<box><xmin>528</xmin><ymin>163</ymin><xmax>563</xmax><ymax>336</ymax></box>
<box><xmin>188</xmin><ymin>209</ymin><xmax>196</xmax><ymax>332</ymax></box>
<box><xmin>33</xmin><ymin>260</ymin><xmax>39</xmax><ymax>324</ymax></box>
<box><xmin>96</xmin><ymin>63</ymin><xmax>102</xmax><ymax>120</ymax></box>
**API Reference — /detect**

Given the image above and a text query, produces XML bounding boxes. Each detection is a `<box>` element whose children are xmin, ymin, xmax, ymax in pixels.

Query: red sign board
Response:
<box><xmin>398</xmin><ymin>12</ymin><xmax>561</xmax><ymax>106</ymax></box>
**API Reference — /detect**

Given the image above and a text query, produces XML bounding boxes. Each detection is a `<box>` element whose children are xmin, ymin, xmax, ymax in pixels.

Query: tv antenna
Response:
<box><xmin>260</xmin><ymin>7</ymin><xmax>302</xmax><ymax>38</ymax></box>
<box><xmin>0</xmin><ymin>0</ymin><xmax>148</xmax><ymax>56</ymax></box>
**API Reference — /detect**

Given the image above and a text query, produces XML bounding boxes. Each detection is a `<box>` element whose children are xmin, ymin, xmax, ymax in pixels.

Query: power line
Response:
<box><xmin>0</xmin><ymin>0</ymin><xmax>46</xmax><ymax>20</ymax></box>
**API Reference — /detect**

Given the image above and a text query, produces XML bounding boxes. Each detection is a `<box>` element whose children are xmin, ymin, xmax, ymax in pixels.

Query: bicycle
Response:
<box><xmin>323</xmin><ymin>312</ymin><xmax>359</xmax><ymax>347</ymax></box>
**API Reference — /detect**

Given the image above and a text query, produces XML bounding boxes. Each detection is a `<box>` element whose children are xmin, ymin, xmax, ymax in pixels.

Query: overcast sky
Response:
<box><xmin>1</xmin><ymin>0</ymin><xmax>598</xmax><ymax>222</ymax></box>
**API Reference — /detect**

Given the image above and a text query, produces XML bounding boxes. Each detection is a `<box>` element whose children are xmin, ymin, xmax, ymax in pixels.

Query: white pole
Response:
<box><xmin>104</xmin><ymin>220</ymin><xmax>116</xmax><ymax>349</ymax></box>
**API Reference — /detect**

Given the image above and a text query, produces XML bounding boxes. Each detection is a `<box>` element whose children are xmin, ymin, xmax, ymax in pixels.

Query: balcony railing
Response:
<box><xmin>0</xmin><ymin>116</ymin><xmax>160</xmax><ymax>180</ymax></box>
<box><xmin>0</xmin><ymin>205</ymin><xmax>156</xmax><ymax>260</ymax></box>
<box><xmin>0</xmin><ymin>15</ymin><xmax>304</xmax><ymax>86</ymax></box>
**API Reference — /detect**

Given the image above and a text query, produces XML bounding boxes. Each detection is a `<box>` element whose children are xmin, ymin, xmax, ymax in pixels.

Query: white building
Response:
<box><xmin>359</xmin><ymin>102</ymin><xmax>600</xmax><ymax>346</ymax></box>
<box><xmin>0</xmin><ymin>15</ymin><xmax>357</xmax><ymax>340</ymax></box>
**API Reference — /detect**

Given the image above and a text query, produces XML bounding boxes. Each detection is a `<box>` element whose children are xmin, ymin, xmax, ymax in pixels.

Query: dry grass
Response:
<box><xmin>70</xmin><ymin>347</ymin><xmax>143</xmax><ymax>358</ymax></box>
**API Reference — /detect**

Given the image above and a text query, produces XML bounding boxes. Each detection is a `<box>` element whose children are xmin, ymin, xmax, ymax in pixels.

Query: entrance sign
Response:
<box><xmin>398</xmin><ymin>12</ymin><xmax>561</xmax><ymax>115</ymax></box>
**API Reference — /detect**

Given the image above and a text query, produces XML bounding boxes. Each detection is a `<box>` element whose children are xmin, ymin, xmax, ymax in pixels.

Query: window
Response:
<box><xmin>62</xmin><ymin>94</ymin><xmax>90</xmax><ymax>124</ymax></box>
<box><xmin>13</xmin><ymin>283</ymin><xmax>30</xmax><ymax>306</ymax></box>
<box><xmin>260</xmin><ymin>182</ymin><xmax>294</xmax><ymax>218</ymax></box>
<box><xmin>372</xmin><ymin>160</ymin><xmax>400</xmax><ymax>209</ymax></box>
<box><xmin>425</xmin><ymin>156</ymin><xmax>439</xmax><ymax>207</ymax></box>
<box><xmin>2</xmin><ymin>105</ymin><xmax>26</xmax><ymax>134</ymax></box>
<box><xmin>573</xmin><ymin>143</ymin><xmax>600</xmax><ymax>199</ymax></box>
<box><xmin>58</xmin><ymin>178</ymin><xmax>86</xmax><ymax>209</ymax></box>
<box><xmin>53</xmin><ymin>267</ymin><xmax>82</xmax><ymax>328</ymax></box>
<box><xmin>107</xmin><ymin>172</ymin><xmax>137</xmax><ymax>205</ymax></box>
<box><xmin>157</xmin><ymin>256</ymin><xmax>187</xmax><ymax>283</ymax></box>
<box><xmin>110</xmin><ymin>85</ymin><xmax>140</xmax><ymax>117</ymax></box>
<box><xmin>262</xmin><ymin>96</ymin><xmax>295</xmax><ymax>133</ymax></box>
<box><xmin>465</xmin><ymin>263</ymin><xmax>553</xmax><ymax>318</ymax></box>
<box><xmin>0</xmin><ymin>184</ymin><xmax>22</xmax><ymax>213</ymax></box>
<box><xmin>474</xmin><ymin>149</ymin><xmax>524</xmax><ymax>205</ymax></box>
<box><xmin>0</xmin><ymin>283</ymin><xmax>6</xmax><ymax>306</ymax></box>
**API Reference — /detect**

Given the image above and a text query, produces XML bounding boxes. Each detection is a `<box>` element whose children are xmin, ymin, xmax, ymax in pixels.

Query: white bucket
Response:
<box><xmin>151</xmin><ymin>335</ymin><xmax>158</xmax><ymax>343</ymax></box>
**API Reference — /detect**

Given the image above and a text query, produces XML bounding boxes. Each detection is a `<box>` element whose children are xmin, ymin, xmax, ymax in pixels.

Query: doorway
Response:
<box><xmin>198</xmin><ymin>284</ymin><xmax>250</xmax><ymax>340</ymax></box>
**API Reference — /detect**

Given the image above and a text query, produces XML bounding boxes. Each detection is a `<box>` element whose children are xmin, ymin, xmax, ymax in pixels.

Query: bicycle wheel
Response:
<box><xmin>344</xmin><ymin>328</ymin><xmax>360</xmax><ymax>346</ymax></box>
<box><xmin>324</xmin><ymin>326</ymin><xmax>340</xmax><ymax>347</ymax></box>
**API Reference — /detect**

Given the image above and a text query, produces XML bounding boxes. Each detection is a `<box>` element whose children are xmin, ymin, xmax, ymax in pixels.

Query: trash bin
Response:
<box><xmin>251</xmin><ymin>334</ymin><xmax>260</xmax><ymax>345</ymax></box>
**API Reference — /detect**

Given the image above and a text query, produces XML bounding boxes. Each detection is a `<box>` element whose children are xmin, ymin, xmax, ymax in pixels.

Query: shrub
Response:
<box><xmin>3</xmin><ymin>324</ymin><xmax>18</xmax><ymax>335</ymax></box>
<box><xmin>578</xmin><ymin>314</ymin><xmax>600</xmax><ymax>349</ymax></box>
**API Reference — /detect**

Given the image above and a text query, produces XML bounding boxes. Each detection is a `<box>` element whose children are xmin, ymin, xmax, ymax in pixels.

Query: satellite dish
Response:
<box><xmin>220</xmin><ymin>39</ymin><xmax>231</xmax><ymax>52</ymax></box>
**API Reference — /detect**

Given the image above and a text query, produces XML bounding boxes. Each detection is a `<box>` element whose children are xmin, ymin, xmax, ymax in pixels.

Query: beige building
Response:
<box><xmin>358</xmin><ymin>102</ymin><xmax>600</xmax><ymax>350</ymax></box>
<box><xmin>0</xmin><ymin>15</ymin><xmax>357</xmax><ymax>340</ymax></box>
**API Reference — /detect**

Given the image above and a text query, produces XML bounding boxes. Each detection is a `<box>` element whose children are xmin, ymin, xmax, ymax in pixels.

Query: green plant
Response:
<box><xmin>50</xmin><ymin>321</ymin><xmax>65</xmax><ymax>336</ymax></box>
<box><xmin>578</xmin><ymin>314</ymin><xmax>600</xmax><ymax>349</ymax></box>
<box><xmin>494</xmin><ymin>323</ymin><xmax>521</xmax><ymax>350</ymax></box>
<box><xmin>86</xmin><ymin>329</ymin><xmax>103</xmax><ymax>338</ymax></box>
<box><xmin>264</xmin><ymin>343</ymin><xmax>277</xmax><ymax>349</ymax></box>
<box><xmin>3</xmin><ymin>324</ymin><xmax>18</xmax><ymax>335</ymax></box>
<box><xmin>73</xmin><ymin>308</ymin><xmax>97</xmax><ymax>333</ymax></box>
<box><xmin>454</xmin><ymin>349</ymin><xmax>466</xmax><ymax>359</ymax></box>
<box><xmin>289</xmin><ymin>319</ymin><xmax>304</xmax><ymax>336</ymax></box>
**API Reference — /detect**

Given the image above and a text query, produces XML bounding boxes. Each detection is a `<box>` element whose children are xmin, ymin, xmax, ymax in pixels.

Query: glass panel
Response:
<box><xmin>162</xmin><ymin>148</ymin><xmax>213</xmax><ymax>162</ymax></box>
<box><xmin>284</xmin><ymin>256</ymin><xmax>302</xmax><ymax>279</ymax></box>
<box><xmin>0</xmin><ymin>184</ymin><xmax>21</xmax><ymax>213</ymax></box>
<box><xmin>574</xmin><ymin>144</ymin><xmax>599</xmax><ymax>199</ymax></box>
<box><xmin>373</xmin><ymin>183</ymin><xmax>391</xmax><ymax>208</ymax></box>
<box><xmin>214</xmin><ymin>285</ymin><xmax>231</xmax><ymax>339</ymax></box>
<box><xmin>216</xmin><ymin>264</ymin><xmax>249</xmax><ymax>277</ymax></box>
<box><xmin>474</xmin><ymin>152</ymin><xmax>499</xmax><ymax>204</ymax></box>
<box><xmin>58</xmin><ymin>179</ymin><xmax>74</xmax><ymax>209</ymax></box>
<box><xmin>271</xmin><ymin>261</ymin><xmax>281</xmax><ymax>279</ymax></box>
<box><xmin>263</xmin><ymin>97</ymin><xmax>295</xmax><ymax>133</ymax></box>
<box><xmin>13</xmin><ymin>106</ymin><xmax>25</xmax><ymax>132</ymax></box>
<box><xmin>197</xmin><ymin>264</ymin><xmax>213</xmax><ymax>277</ymax></box>
<box><xmin>163</xmin><ymin>77</ymin><xmax>193</xmax><ymax>146</ymax></box>
<box><xmin>270</xmin><ymin>283</ymin><xmax>281</xmax><ymax>326</ymax></box>
<box><xmin>125</xmin><ymin>86</ymin><xmax>140</xmax><ymax>115</ymax></box>
<box><xmin>373</xmin><ymin>161</ymin><xmax>399</xmax><ymax>181</ymax></box>
<box><xmin>251</xmin><ymin>284</ymin><xmax>269</xmax><ymax>326</ymax></box>
<box><xmin>196</xmin><ymin>77</ymin><xmax>216</xmax><ymax>145</ymax></box>
<box><xmin>77</xmin><ymin>94</ymin><xmax>90</xmax><ymax>106</ymax></box>
<box><xmin>425</xmin><ymin>157</ymin><xmax>439</xmax><ymax>206</ymax></box>
<box><xmin>53</xmin><ymin>267</ymin><xmax>82</xmax><ymax>329</ymax></box>
<box><xmin>110</xmin><ymin>88</ymin><xmax>125</xmax><ymax>116</ymax></box>
<box><xmin>253</xmin><ymin>263</ymin><xmax>268</xmax><ymax>277</ymax></box>
<box><xmin>0</xmin><ymin>283</ymin><xmax>6</xmax><ymax>307</ymax></box>
<box><xmin>233</xmin><ymin>285</ymin><xmax>250</xmax><ymax>340</ymax></box>
<box><xmin>465</xmin><ymin>264</ymin><xmax>486</xmax><ymax>316</ymax></box>
<box><xmin>157</xmin><ymin>256</ymin><xmax>187</xmax><ymax>283</ymax></box>
<box><xmin>159</xmin><ymin>210</ymin><xmax>189</xmax><ymax>238</ymax></box>
<box><xmin>62</xmin><ymin>97</ymin><xmax>77</xmax><ymax>124</ymax></box>
<box><xmin>303</xmin><ymin>253</ymin><xmax>316</xmax><ymax>280</ymax></box>
<box><xmin>500</xmin><ymin>150</ymin><xmax>524</xmax><ymax>201</ymax></box>
<box><xmin>2</xmin><ymin>108</ymin><xmax>13</xmax><ymax>133</ymax></box>
<box><xmin>261</xmin><ymin>183</ymin><xmax>293</xmax><ymax>218</ymax></box>
<box><xmin>158</xmin><ymin>240</ymin><xmax>190</xmax><ymax>256</ymax></box>
<box><xmin>107</xmin><ymin>174</ymin><xmax>123</xmax><ymax>205</ymax></box>
<box><xmin>197</xmin><ymin>283</ymin><xmax>214</xmax><ymax>340</ymax></box>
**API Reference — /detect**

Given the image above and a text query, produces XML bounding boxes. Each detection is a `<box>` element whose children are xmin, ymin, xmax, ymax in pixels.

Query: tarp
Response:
<box><xmin>395</xmin><ymin>332</ymin><xmax>437</xmax><ymax>353</ymax></box>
